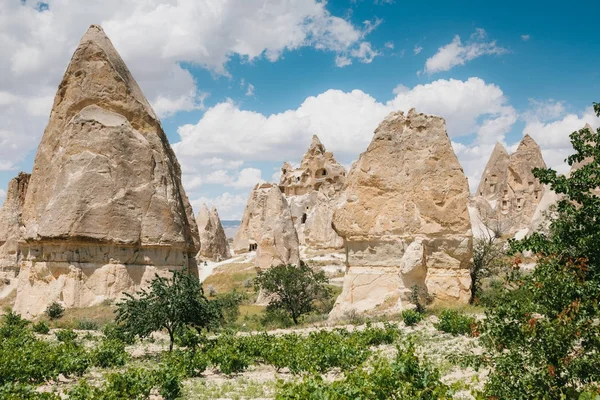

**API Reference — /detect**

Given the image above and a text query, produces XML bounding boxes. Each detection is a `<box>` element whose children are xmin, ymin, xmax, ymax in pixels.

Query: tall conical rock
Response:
<box><xmin>329</xmin><ymin>109</ymin><xmax>472</xmax><ymax>319</ymax></box>
<box><xmin>233</xmin><ymin>183</ymin><xmax>300</xmax><ymax>269</ymax></box>
<box><xmin>197</xmin><ymin>204</ymin><xmax>231</xmax><ymax>261</ymax></box>
<box><xmin>14</xmin><ymin>25</ymin><xmax>199</xmax><ymax>317</ymax></box>
<box><xmin>0</xmin><ymin>172</ymin><xmax>30</xmax><ymax>297</ymax></box>
<box><xmin>279</xmin><ymin>135</ymin><xmax>345</xmax><ymax>249</ymax></box>
<box><xmin>472</xmin><ymin>134</ymin><xmax>547</xmax><ymax>237</ymax></box>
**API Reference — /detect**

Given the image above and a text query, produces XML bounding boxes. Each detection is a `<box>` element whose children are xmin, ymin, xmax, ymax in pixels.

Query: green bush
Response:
<box><xmin>45</xmin><ymin>302</ymin><xmax>64</xmax><ymax>320</ymax></box>
<box><xmin>435</xmin><ymin>310</ymin><xmax>476</xmax><ymax>336</ymax></box>
<box><xmin>76</xmin><ymin>319</ymin><xmax>99</xmax><ymax>331</ymax></box>
<box><xmin>0</xmin><ymin>382</ymin><xmax>60</xmax><ymax>399</ymax></box>
<box><xmin>276</xmin><ymin>342</ymin><xmax>452</xmax><ymax>399</ymax></box>
<box><xmin>102</xmin><ymin>322</ymin><xmax>135</xmax><ymax>344</ymax></box>
<box><xmin>32</xmin><ymin>321</ymin><xmax>50</xmax><ymax>335</ymax></box>
<box><xmin>55</xmin><ymin>329</ymin><xmax>78</xmax><ymax>343</ymax></box>
<box><xmin>92</xmin><ymin>339</ymin><xmax>128</xmax><ymax>368</ymax></box>
<box><xmin>402</xmin><ymin>309</ymin><xmax>423</xmax><ymax>326</ymax></box>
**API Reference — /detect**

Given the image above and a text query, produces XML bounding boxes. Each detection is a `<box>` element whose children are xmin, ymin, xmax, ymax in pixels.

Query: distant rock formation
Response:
<box><xmin>14</xmin><ymin>25</ymin><xmax>199</xmax><ymax>317</ymax></box>
<box><xmin>279</xmin><ymin>135</ymin><xmax>346</xmax><ymax>250</ymax></box>
<box><xmin>233</xmin><ymin>183</ymin><xmax>300</xmax><ymax>269</ymax></box>
<box><xmin>471</xmin><ymin>135</ymin><xmax>547</xmax><ymax>237</ymax></box>
<box><xmin>329</xmin><ymin>109</ymin><xmax>473</xmax><ymax>319</ymax></box>
<box><xmin>0</xmin><ymin>172</ymin><xmax>30</xmax><ymax>297</ymax></box>
<box><xmin>197</xmin><ymin>204</ymin><xmax>231</xmax><ymax>262</ymax></box>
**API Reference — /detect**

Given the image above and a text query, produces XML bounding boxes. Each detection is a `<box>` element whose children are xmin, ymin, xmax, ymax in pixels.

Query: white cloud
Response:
<box><xmin>246</xmin><ymin>83</ymin><xmax>255</xmax><ymax>97</ymax></box>
<box><xmin>350</xmin><ymin>42</ymin><xmax>379</xmax><ymax>63</ymax></box>
<box><xmin>523</xmin><ymin>99</ymin><xmax>565</xmax><ymax>122</ymax></box>
<box><xmin>522</xmin><ymin>105</ymin><xmax>600</xmax><ymax>172</ymax></box>
<box><xmin>521</xmin><ymin>34</ymin><xmax>530</xmax><ymax>41</ymax></box>
<box><xmin>335</xmin><ymin>55</ymin><xmax>352</xmax><ymax>67</ymax></box>
<box><xmin>413</xmin><ymin>45</ymin><xmax>423</xmax><ymax>55</ymax></box>
<box><xmin>384</xmin><ymin>41</ymin><xmax>394</xmax><ymax>49</ymax></box>
<box><xmin>0</xmin><ymin>189</ymin><xmax>5</xmax><ymax>201</ymax></box>
<box><xmin>422</xmin><ymin>28</ymin><xmax>508</xmax><ymax>75</ymax></box>
<box><xmin>392</xmin><ymin>84</ymin><xmax>409</xmax><ymax>95</ymax></box>
<box><xmin>227</xmin><ymin>168</ymin><xmax>264</xmax><ymax>189</ymax></box>
<box><xmin>0</xmin><ymin>0</ymin><xmax>375</xmax><ymax>171</ymax></box>
<box><xmin>190</xmin><ymin>192</ymin><xmax>249</xmax><ymax>220</ymax></box>
<box><xmin>174</xmin><ymin>77</ymin><xmax>517</xmax><ymax>199</ymax></box>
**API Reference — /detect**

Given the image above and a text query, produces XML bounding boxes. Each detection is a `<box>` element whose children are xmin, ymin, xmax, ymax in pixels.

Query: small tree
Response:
<box><xmin>45</xmin><ymin>301</ymin><xmax>65</xmax><ymax>320</ymax></box>
<box><xmin>481</xmin><ymin>102</ymin><xmax>600</xmax><ymax>398</ymax></box>
<box><xmin>115</xmin><ymin>271</ymin><xmax>221</xmax><ymax>351</ymax></box>
<box><xmin>469</xmin><ymin>232</ymin><xmax>508</xmax><ymax>304</ymax></box>
<box><xmin>254</xmin><ymin>262</ymin><xmax>331</xmax><ymax>324</ymax></box>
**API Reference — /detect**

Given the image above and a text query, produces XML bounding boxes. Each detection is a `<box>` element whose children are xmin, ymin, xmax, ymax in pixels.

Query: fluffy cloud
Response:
<box><xmin>190</xmin><ymin>192</ymin><xmax>249</xmax><ymax>220</ymax></box>
<box><xmin>521</xmin><ymin>34</ymin><xmax>531</xmax><ymax>41</ymax></box>
<box><xmin>227</xmin><ymin>168</ymin><xmax>264</xmax><ymax>189</ymax></box>
<box><xmin>413</xmin><ymin>45</ymin><xmax>423</xmax><ymax>55</ymax></box>
<box><xmin>422</xmin><ymin>28</ymin><xmax>508</xmax><ymax>75</ymax></box>
<box><xmin>0</xmin><ymin>1</ymin><xmax>374</xmax><ymax>171</ymax></box>
<box><xmin>522</xmin><ymin>105</ymin><xmax>600</xmax><ymax>173</ymax></box>
<box><xmin>174</xmin><ymin>77</ymin><xmax>518</xmax><ymax>201</ymax></box>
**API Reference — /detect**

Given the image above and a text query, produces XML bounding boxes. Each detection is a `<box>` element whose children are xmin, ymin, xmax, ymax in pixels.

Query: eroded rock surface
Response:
<box><xmin>471</xmin><ymin>135</ymin><xmax>547</xmax><ymax>237</ymax></box>
<box><xmin>0</xmin><ymin>173</ymin><xmax>30</xmax><ymax>298</ymax></box>
<box><xmin>330</xmin><ymin>109</ymin><xmax>472</xmax><ymax>319</ymax></box>
<box><xmin>14</xmin><ymin>25</ymin><xmax>199</xmax><ymax>317</ymax></box>
<box><xmin>279</xmin><ymin>135</ymin><xmax>346</xmax><ymax>250</ymax></box>
<box><xmin>233</xmin><ymin>183</ymin><xmax>300</xmax><ymax>269</ymax></box>
<box><xmin>197</xmin><ymin>204</ymin><xmax>231</xmax><ymax>262</ymax></box>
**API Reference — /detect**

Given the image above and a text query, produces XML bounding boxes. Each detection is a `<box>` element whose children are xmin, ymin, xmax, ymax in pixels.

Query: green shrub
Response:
<box><xmin>45</xmin><ymin>302</ymin><xmax>64</xmax><ymax>320</ymax></box>
<box><xmin>402</xmin><ymin>309</ymin><xmax>423</xmax><ymax>326</ymax></box>
<box><xmin>102</xmin><ymin>322</ymin><xmax>135</xmax><ymax>344</ymax></box>
<box><xmin>32</xmin><ymin>321</ymin><xmax>50</xmax><ymax>335</ymax></box>
<box><xmin>55</xmin><ymin>329</ymin><xmax>78</xmax><ymax>343</ymax></box>
<box><xmin>76</xmin><ymin>319</ymin><xmax>99</xmax><ymax>331</ymax></box>
<box><xmin>0</xmin><ymin>382</ymin><xmax>60</xmax><ymax>399</ymax></box>
<box><xmin>92</xmin><ymin>339</ymin><xmax>128</xmax><ymax>368</ymax></box>
<box><xmin>435</xmin><ymin>310</ymin><xmax>477</xmax><ymax>336</ymax></box>
<box><xmin>276</xmin><ymin>342</ymin><xmax>452</xmax><ymax>399</ymax></box>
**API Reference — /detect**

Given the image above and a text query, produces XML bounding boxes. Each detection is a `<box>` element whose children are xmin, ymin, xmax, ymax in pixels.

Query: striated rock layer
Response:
<box><xmin>14</xmin><ymin>25</ymin><xmax>199</xmax><ymax>317</ymax></box>
<box><xmin>197</xmin><ymin>204</ymin><xmax>231</xmax><ymax>262</ymax></box>
<box><xmin>279</xmin><ymin>135</ymin><xmax>346</xmax><ymax>250</ymax></box>
<box><xmin>233</xmin><ymin>183</ymin><xmax>300</xmax><ymax>269</ymax></box>
<box><xmin>472</xmin><ymin>135</ymin><xmax>547</xmax><ymax>237</ymax></box>
<box><xmin>329</xmin><ymin>109</ymin><xmax>472</xmax><ymax>319</ymax></box>
<box><xmin>0</xmin><ymin>173</ymin><xmax>30</xmax><ymax>298</ymax></box>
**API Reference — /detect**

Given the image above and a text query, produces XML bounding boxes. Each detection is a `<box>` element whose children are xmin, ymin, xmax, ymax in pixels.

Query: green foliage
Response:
<box><xmin>402</xmin><ymin>309</ymin><xmax>423</xmax><ymax>326</ymax></box>
<box><xmin>92</xmin><ymin>338</ymin><xmax>128</xmax><ymax>368</ymax></box>
<box><xmin>203</xmin><ymin>323</ymin><xmax>400</xmax><ymax>375</ymax></box>
<box><xmin>435</xmin><ymin>310</ymin><xmax>477</xmax><ymax>336</ymax></box>
<box><xmin>213</xmin><ymin>290</ymin><xmax>246</xmax><ymax>327</ymax></box>
<box><xmin>0</xmin><ymin>382</ymin><xmax>60</xmax><ymax>399</ymax></box>
<box><xmin>470</xmin><ymin>234</ymin><xmax>509</xmax><ymax>304</ymax></box>
<box><xmin>481</xmin><ymin>102</ymin><xmax>600</xmax><ymax>399</ymax></box>
<box><xmin>55</xmin><ymin>328</ymin><xmax>77</xmax><ymax>343</ymax></box>
<box><xmin>45</xmin><ymin>301</ymin><xmax>64</xmax><ymax>320</ymax></box>
<box><xmin>275</xmin><ymin>342</ymin><xmax>452</xmax><ymax>399</ymax></box>
<box><xmin>76</xmin><ymin>319</ymin><xmax>99</xmax><ymax>330</ymax></box>
<box><xmin>102</xmin><ymin>322</ymin><xmax>135</xmax><ymax>344</ymax></box>
<box><xmin>254</xmin><ymin>262</ymin><xmax>331</xmax><ymax>324</ymax></box>
<box><xmin>31</xmin><ymin>321</ymin><xmax>50</xmax><ymax>335</ymax></box>
<box><xmin>115</xmin><ymin>270</ymin><xmax>222</xmax><ymax>351</ymax></box>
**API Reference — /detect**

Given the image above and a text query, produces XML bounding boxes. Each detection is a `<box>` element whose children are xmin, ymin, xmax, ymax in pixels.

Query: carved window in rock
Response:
<box><xmin>248</xmin><ymin>243</ymin><xmax>258</xmax><ymax>252</ymax></box>
<box><xmin>535</xmin><ymin>190</ymin><xmax>540</xmax><ymax>200</ymax></box>
<box><xmin>502</xmin><ymin>200</ymin><xmax>509</xmax><ymax>210</ymax></box>
<box><xmin>301</xmin><ymin>213</ymin><xmax>307</xmax><ymax>224</ymax></box>
<box><xmin>516</xmin><ymin>198</ymin><xmax>523</xmax><ymax>210</ymax></box>
<box><xmin>315</xmin><ymin>168</ymin><xmax>327</xmax><ymax>178</ymax></box>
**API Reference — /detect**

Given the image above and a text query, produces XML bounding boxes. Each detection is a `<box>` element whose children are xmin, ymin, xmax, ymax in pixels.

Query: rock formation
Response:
<box><xmin>329</xmin><ymin>109</ymin><xmax>473</xmax><ymax>319</ymax></box>
<box><xmin>0</xmin><ymin>173</ymin><xmax>30</xmax><ymax>297</ymax></box>
<box><xmin>197</xmin><ymin>204</ymin><xmax>231</xmax><ymax>262</ymax></box>
<box><xmin>279</xmin><ymin>135</ymin><xmax>346</xmax><ymax>249</ymax></box>
<box><xmin>14</xmin><ymin>25</ymin><xmax>199</xmax><ymax>317</ymax></box>
<box><xmin>233</xmin><ymin>183</ymin><xmax>300</xmax><ymax>269</ymax></box>
<box><xmin>472</xmin><ymin>135</ymin><xmax>547</xmax><ymax>237</ymax></box>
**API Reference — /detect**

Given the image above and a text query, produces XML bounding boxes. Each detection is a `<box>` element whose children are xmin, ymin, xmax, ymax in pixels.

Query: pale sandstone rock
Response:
<box><xmin>472</xmin><ymin>135</ymin><xmax>547</xmax><ymax>237</ymax></box>
<box><xmin>233</xmin><ymin>183</ymin><xmax>300</xmax><ymax>269</ymax></box>
<box><xmin>0</xmin><ymin>173</ymin><xmax>30</xmax><ymax>298</ymax></box>
<box><xmin>197</xmin><ymin>204</ymin><xmax>231</xmax><ymax>262</ymax></box>
<box><xmin>14</xmin><ymin>25</ymin><xmax>199</xmax><ymax>317</ymax></box>
<box><xmin>329</xmin><ymin>109</ymin><xmax>472</xmax><ymax>319</ymax></box>
<box><xmin>279</xmin><ymin>135</ymin><xmax>346</xmax><ymax>250</ymax></box>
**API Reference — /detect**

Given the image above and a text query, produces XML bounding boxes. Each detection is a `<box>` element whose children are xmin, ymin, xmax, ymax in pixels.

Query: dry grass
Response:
<box><xmin>49</xmin><ymin>302</ymin><xmax>117</xmax><ymax>329</ymax></box>
<box><xmin>204</xmin><ymin>262</ymin><xmax>258</xmax><ymax>296</ymax></box>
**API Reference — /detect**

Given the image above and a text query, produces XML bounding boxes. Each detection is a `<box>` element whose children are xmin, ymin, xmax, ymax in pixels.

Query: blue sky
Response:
<box><xmin>1</xmin><ymin>0</ymin><xmax>599</xmax><ymax>219</ymax></box>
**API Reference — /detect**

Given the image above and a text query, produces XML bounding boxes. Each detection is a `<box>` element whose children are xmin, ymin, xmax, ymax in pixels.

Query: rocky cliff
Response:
<box><xmin>197</xmin><ymin>204</ymin><xmax>231</xmax><ymax>262</ymax></box>
<box><xmin>233</xmin><ymin>183</ymin><xmax>300</xmax><ymax>269</ymax></box>
<box><xmin>330</xmin><ymin>109</ymin><xmax>473</xmax><ymax>319</ymax></box>
<box><xmin>14</xmin><ymin>25</ymin><xmax>199</xmax><ymax>317</ymax></box>
<box><xmin>279</xmin><ymin>135</ymin><xmax>346</xmax><ymax>250</ymax></box>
